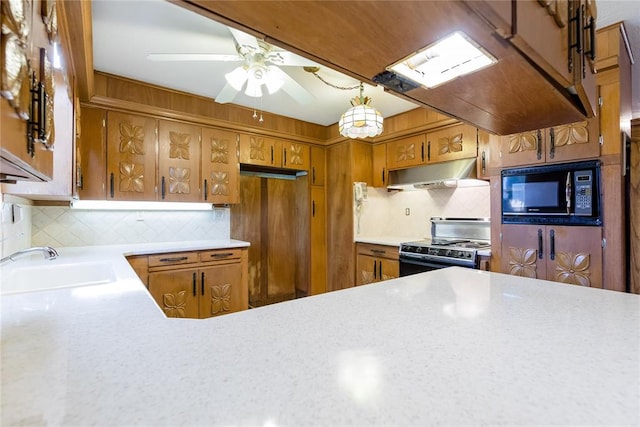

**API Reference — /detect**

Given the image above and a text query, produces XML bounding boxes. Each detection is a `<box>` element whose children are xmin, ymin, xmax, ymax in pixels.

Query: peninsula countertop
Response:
<box><xmin>1</xmin><ymin>243</ymin><xmax>638</xmax><ymax>425</ymax></box>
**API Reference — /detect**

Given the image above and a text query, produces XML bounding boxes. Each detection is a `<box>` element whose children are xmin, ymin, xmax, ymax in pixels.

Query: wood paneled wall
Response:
<box><xmin>631</xmin><ymin>119</ymin><xmax>639</xmax><ymax>294</ymax></box>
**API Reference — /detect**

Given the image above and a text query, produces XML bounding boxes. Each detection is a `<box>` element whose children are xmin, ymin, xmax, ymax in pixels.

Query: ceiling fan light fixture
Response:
<box><xmin>339</xmin><ymin>83</ymin><xmax>384</xmax><ymax>139</ymax></box>
<box><xmin>265</xmin><ymin>66</ymin><xmax>285</xmax><ymax>94</ymax></box>
<box><xmin>225</xmin><ymin>66</ymin><xmax>248</xmax><ymax>91</ymax></box>
<box><xmin>245</xmin><ymin>76</ymin><xmax>263</xmax><ymax>97</ymax></box>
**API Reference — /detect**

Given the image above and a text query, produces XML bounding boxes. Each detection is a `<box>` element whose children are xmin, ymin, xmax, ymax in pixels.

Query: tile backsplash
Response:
<box><xmin>355</xmin><ymin>185</ymin><xmax>491</xmax><ymax>239</ymax></box>
<box><xmin>30</xmin><ymin>206</ymin><xmax>230</xmax><ymax>247</ymax></box>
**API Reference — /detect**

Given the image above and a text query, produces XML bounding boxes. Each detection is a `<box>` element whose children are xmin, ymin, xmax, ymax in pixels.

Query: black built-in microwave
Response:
<box><xmin>501</xmin><ymin>160</ymin><xmax>602</xmax><ymax>226</ymax></box>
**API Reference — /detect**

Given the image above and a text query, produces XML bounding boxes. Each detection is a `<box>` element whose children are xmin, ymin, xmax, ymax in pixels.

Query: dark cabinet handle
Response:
<box><xmin>370</xmin><ymin>249</ymin><xmax>386</xmax><ymax>255</ymax></box>
<box><xmin>421</xmin><ymin>142</ymin><xmax>424</xmax><ymax>162</ymax></box>
<box><xmin>584</xmin><ymin>15</ymin><xmax>596</xmax><ymax>61</ymax></box>
<box><xmin>159</xmin><ymin>256</ymin><xmax>188</xmax><ymax>263</ymax></box>
<box><xmin>210</xmin><ymin>252</ymin><xmax>234</xmax><ymax>258</ymax></box>
<box><xmin>312</xmin><ymin>167</ymin><xmax>316</xmax><ymax>184</ymax></box>
<box><xmin>109</xmin><ymin>172</ymin><xmax>115</xmax><ymax>198</ymax></box>
<box><xmin>481</xmin><ymin>151</ymin><xmax>486</xmax><ymax>175</ymax></box>
<box><xmin>538</xmin><ymin>229</ymin><xmax>544</xmax><ymax>259</ymax></box>
<box><xmin>284</xmin><ymin>148</ymin><xmax>287</xmax><ymax>166</ymax></box>
<box><xmin>549</xmin><ymin>127</ymin><xmax>555</xmax><ymax>159</ymax></box>
<box><xmin>378</xmin><ymin>261</ymin><xmax>382</xmax><ymax>279</ymax></box>
<box><xmin>312</xmin><ymin>200</ymin><xmax>316</xmax><ymax>217</ymax></box>
<box><xmin>270</xmin><ymin>146</ymin><xmax>274</xmax><ymax>164</ymax></box>
<box><xmin>549</xmin><ymin>229</ymin><xmax>556</xmax><ymax>261</ymax></box>
<box><xmin>204</xmin><ymin>179</ymin><xmax>208</xmax><ymax>201</ymax></box>
<box><xmin>427</xmin><ymin>141</ymin><xmax>431</xmax><ymax>161</ymax></box>
<box><xmin>568</xmin><ymin>3</ymin><xmax>583</xmax><ymax>72</ymax></box>
<box><xmin>192</xmin><ymin>272</ymin><xmax>196</xmax><ymax>296</ymax></box>
<box><xmin>201</xmin><ymin>272</ymin><xmax>205</xmax><ymax>295</ymax></box>
<box><xmin>161</xmin><ymin>176</ymin><xmax>166</xmax><ymax>200</ymax></box>
<box><xmin>382</xmin><ymin>168</ymin><xmax>386</xmax><ymax>184</ymax></box>
<box><xmin>536</xmin><ymin>129</ymin><xmax>542</xmax><ymax>161</ymax></box>
<box><xmin>373</xmin><ymin>260</ymin><xmax>377</xmax><ymax>280</ymax></box>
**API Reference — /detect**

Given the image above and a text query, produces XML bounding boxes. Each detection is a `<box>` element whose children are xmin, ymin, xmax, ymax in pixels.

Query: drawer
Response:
<box><xmin>356</xmin><ymin>243</ymin><xmax>399</xmax><ymax>260</ymax></box>
<box><xmin>148</xmin><ymin>251</ymin><xmax>199</xmax><ymax>267</ymax></box>
<box><xmin>199</xmin><ymin>248</ymin><xmax>242</xmax><ymax>262</ymax></box>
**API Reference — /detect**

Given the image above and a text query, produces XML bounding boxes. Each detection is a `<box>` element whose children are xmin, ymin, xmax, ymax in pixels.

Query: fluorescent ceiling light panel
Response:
<box><xmin>388</xmin><ymin>31</ymin><xmax>497</xmax><ymax>89</ymax></box>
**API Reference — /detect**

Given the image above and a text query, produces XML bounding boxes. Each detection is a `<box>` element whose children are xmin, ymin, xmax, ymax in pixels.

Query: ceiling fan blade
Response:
<box><xmin>268</xmin><ymin>66</ymin><xmax>314</xmax><ymax>105</ymax></box>
<box><xmin>228</xmin><ymin>27</ymin><xmax>260</xmax><ymax>51</ymax></box>
<box><xmin>215</xmin><ymin>82</ymin><xmax>240</xmax><ymax>104</ymax></box>
<box><xmin>147</xmin><ymin>53</ymin><xmax>242</xmax><ymax>62</ymax></box>
<box><xmin>267</xmin><ymin>51</ymin><xmax>320</xmax><ymax>67</ymax></box>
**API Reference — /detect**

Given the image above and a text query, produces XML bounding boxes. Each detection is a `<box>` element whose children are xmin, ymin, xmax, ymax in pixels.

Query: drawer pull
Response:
<box><xmin>370</xmin><ymin>249</ymin><xmax>386</xmax><ymax>255</ymax></box>
<box><xmin>159</xmin><ymin>256</ymin><xmax>189</xmax><ymax>263</ymax></box>
<box><xmin>210</xmin><ymin>252</ymin><xmax>234</xmax><ymax>258</ymax></box>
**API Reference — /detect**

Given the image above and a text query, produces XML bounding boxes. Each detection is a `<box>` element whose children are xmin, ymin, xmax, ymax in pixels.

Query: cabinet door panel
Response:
<box><xmin>148</xmin><ymin>270</ymin><xmax>199</xmax><ymax>318</ymax></box>
<box><xmin>546</xmin><ymin>119</ymin><xmax>599</xmax><ymax>163</ymax></box>
<box><xmin>546</xmin><ymin>226</ymin><xmax>602</xmax><ymax>288</ymax></box>
<box><xmin>239</xmin><ymin>134</ymin><xmax>280</xmax><ymax>167</ymax></box>
<box><xmin>356</xmin><ymin>254</ymin><xmax>377</xmax><ymax>285</ymax></box>
<box><xmin>158</xmin><ymin>120</ymin><xmax>201</xmax><ymax>202</ymax></box>
<box><xmin>106</xmin><ymin>112</ymin><xmax>157</xmax><ymax>200</ymax></box>
<box><xmin>386</xmin><ymin>134</ymin><xmax>425</xmax><ymax>170</ymax></box>
<box><xmin>310</xmin><ymin>146</ymin><xmax>325</xmax><ymax>186</ymax></box>
<box><xmin>282</xmin><ymin>141</ymin><xmax>310</xmax><ymax>170</ymax></box>
<box><xmin>310</xmin><ymin>186</ymin><xmax>326</xmax><ymax>295</ymax></box>
<box><xmin>372</xmin><ymin>143</ymin><xmax>387</xmax><ymax>187</ymax></box>
<box><xmin>200</xmin><ymin>263</ymin><xmax>245</xmax><ymax>318</ymax></box>
<box><xmin>379</xmin><ymin>258</ymin><xmax>399</xmax><ymax>281</ymax></box>
<box><xmin>426</xmin><ymin>124</ymin><xmax>477</xmax><ymax>163</ymax></box>
<box><xmin>500</xmin><ymin>224</ymin><xmax>544</xmax><ymax>279</ymax></box>
<box><xmin>201</xmin><ymin>127</ymin><xmax>239</xmax><ymax>204</ymax></box>
<box><xmin>78</xmin><ymin>107</ymin><xmax>107</xmax><ymax>200</ymax></box>
<box><xmin>499</xmin><ymin>129</ymin><xmax>545</xmax><ymax>168</ymax></box>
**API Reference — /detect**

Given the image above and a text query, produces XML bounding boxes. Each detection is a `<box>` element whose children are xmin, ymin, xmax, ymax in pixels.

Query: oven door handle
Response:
<box><xmin>400</xmin><ymin>258</ymin><xmax>456</xmax><ymax>270</ymax></box>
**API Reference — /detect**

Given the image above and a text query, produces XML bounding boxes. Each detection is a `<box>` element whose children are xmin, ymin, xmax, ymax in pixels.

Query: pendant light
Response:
<box><xmin>338</xmin><ymin>83</ymin><xmax>384</xmax><ymax>139</ymax></box>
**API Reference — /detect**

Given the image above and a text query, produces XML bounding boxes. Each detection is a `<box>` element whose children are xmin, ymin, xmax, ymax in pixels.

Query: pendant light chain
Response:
<box><xmin>307</xmin><ymin>68</ymin><xmax>360</xmax><ymax>91</ymax></box>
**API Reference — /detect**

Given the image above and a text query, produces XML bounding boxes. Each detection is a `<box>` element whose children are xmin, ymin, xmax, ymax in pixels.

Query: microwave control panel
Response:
<box><xmin>574</xmin><ymin>170</ymin><xmax>593</xmax><ymax>216</ymax></box>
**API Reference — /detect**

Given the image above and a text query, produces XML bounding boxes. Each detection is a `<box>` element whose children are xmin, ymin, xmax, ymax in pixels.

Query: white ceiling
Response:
<box><xmin>91</xmin><ymin>0</ymin><xmax>640</xmax><ymax>128</ymax></box>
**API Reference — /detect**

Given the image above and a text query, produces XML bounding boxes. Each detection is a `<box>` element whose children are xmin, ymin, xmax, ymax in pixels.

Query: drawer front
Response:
<box><xmin>199</xmin><ymin>248</ymin><xmax>242</xmax><ymax>262</ymax></box>
<box><xmin>148</xmin><ymin>251</ymin><xmax>199</xmax><ymax>267</ymax></box>
<box><xmin>356</xmin><ymin>243</ymin><xmax>399</xmax><ymax>260</ymax></box>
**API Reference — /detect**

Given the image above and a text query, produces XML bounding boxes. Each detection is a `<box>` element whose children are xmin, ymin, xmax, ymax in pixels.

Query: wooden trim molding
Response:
<box><xmin>57</xmin><ymin>0</ymin><xmax>94</xmax><ymax>101</ymax></box>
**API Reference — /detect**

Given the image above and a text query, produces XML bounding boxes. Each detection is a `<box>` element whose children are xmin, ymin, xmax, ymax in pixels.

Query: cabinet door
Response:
<box><xmin>426</xmin><ymin>124</ymin><xmax>478</xmax><ymax>164</ymax></box>
<box><xmin>158</xmin><ymin>120</ymin><xmax>201</xmax><ymax>202</ymax></box>
<box><xmin>310</xmin><ymin>186</ymin><xmax>326</xmax><ymax>295</ymax></box>
<box><xmin>501</xmin><ymin>224</ymin><xmax>545</xmax><ymax>279</ymax></box>
<box><xmin>386</xmin><ymin>134</ymin><xmax>425</xmax><ymax>170</ymax></box>
<box><xmin>77</xmin><ymin>107</ymin><xmax>106</xmax><ymax>200</ymax></box>
<box><xmin>310</xmin><ymin>146</ymin><xmax>325</xmax><ymax>186</ymax></box>
<box><xmin>546</xmin><ymin>119</ymin><xmax>599</xmax><ymax>163</ymax></box>
<box><xmin>378</xmin><ymin>258</ymin><xmax>399</xmax><ymax>282</ymax></box>
<box><xmin>148</xmin><ymin>269</ymin><xmax>199</xmax><ymax>318</ymax></box>
<box><xmin>201</xmin><ymin>127</ymin><xmax>239</xmax><ymax>204</ymax></box>
<box><xmin>372</xmin><ymin>143</ymin><xmax>387</xmax><ymax>187</ymax></box>
<box><xmin>200</xmin><ymin>262</ymin><xmax>245</xmax><ymax>318</ymax></box>
<box><xmin>239</xmin><ymin>134</ymin><xmax>281</xmax><ymax>167</ymax></box>
<box><xmin>477</xmin><ymin>129</ymin><xmax>492</xmax><ymax>179</ymax></box>
<box><xmin>545</xmin><ymin>226</ymin><xmax>602</xmax><ymax>288</ymax></box>
<box><xmin>282</xmin><ymin>141</ymin><xmax>310</xmax><ymax>171</ymax></box>
<box><xmin>106</xmin><ymin>112</ymin><xmax>157</xmax><ymax>201</ymax></box>
<box><xmin>498</xmin><ymin>129</ymin><xmax>546</xmax><ymax>168</ymax></box>
<box><xmin>356</xmin><ymin>253</ymin><xmax>377</xmax><ymax>285</ymax></box>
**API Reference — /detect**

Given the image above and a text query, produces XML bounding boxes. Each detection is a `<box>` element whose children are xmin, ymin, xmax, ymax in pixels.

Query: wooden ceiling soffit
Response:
<box><xmin>179</xmin><ymin>0</ymin><xmax>590</xmax><ymax>136</ymax></box>
<box><xmin>57</xmin><ymin>0</ymin><xmax>94</xmax><ymax>101</ymax></box>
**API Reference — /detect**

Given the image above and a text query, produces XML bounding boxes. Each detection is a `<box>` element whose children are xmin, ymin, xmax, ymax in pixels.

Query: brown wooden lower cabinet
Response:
<box><xmin>500</xmin><ymin>224</ymin><xmax>603</xmax><ymax>288</ymax></box>
<box><xmin>127</xmin><ymin>248</ymin><xmax>248</xmax><ymax>319</ymax></box>
<box><xmin>356</xmin><ymin>243</ymin><xmax>399</xmax><ymax>285</ymax></box>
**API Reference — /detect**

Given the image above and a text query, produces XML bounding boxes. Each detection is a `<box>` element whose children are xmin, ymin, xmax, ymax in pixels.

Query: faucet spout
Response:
<box><xmin>0</xmin><ymin>246</ymin><xmax>59</xmax><ymax>264</ymax></box>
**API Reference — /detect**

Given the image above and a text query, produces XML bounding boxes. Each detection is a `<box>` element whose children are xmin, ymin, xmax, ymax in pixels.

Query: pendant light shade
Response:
<box><xmin>339</xmin><ymin>83</ymin><xmax>383</xmax><ymax>139</ymax></box>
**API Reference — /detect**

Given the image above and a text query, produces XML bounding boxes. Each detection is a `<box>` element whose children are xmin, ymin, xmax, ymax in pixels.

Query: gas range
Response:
<box><xmin>399</xmin><ymin>218</ymin><xmax>491</xmax><ymax>272</ymax></box>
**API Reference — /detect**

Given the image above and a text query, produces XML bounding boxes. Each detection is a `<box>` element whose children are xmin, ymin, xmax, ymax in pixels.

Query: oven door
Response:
<box><xmin>399</xmin><ymin>256</ymin><xmax>455</xmax><ymax>276</ymax></box>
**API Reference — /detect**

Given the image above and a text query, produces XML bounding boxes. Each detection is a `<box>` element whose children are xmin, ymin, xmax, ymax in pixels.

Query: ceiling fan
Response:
<box><xmin>147</xmin><ymin>27</ymin><xmax>317</xmax><ymax>105</ymax></box>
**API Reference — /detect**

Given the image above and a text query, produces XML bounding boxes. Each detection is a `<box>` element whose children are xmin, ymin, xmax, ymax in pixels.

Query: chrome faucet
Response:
<box><xmin>0</xmin><ymin>246</ymin><xmax>59</xmax><ymax>264</ymax></box>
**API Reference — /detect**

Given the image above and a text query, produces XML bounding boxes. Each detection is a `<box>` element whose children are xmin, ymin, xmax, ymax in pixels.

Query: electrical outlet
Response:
<box><xmin>405</xmin><ymin>208</ymin><xmax>410</xmax><ymax>216</ymax></box>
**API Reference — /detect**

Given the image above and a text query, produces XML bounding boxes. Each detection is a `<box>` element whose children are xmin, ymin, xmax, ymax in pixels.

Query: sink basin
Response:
<box><xmin>1</xmin><ymin>261</ymin><xmax>117</xmax><ymax>295</ymax></box>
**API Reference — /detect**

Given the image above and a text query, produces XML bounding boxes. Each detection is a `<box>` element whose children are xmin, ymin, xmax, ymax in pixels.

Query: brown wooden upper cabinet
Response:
<box><xmin>489</xmin><ymin>118</ymin><xmax>600</xmax><ymax>168</ymax></box>
<box><xmin>386</xmin><ymin>124</ymin><xmax>478</xmax><ymax>171</ymax></box>
<box><xmin>310</xmin><ymin>146</ymin><xmax>325</xmax><ymax>187</ymax></box>
<box><xmin>158</xmin><ymin>120</ymin><xmax>201</xmax><ymax>202</ymax></box>
<box><xmin>239</xmin><ymin>134</ymin><xmax>310</xmax><ymax>171</ymax></box>
<box><xmin>201</xmin><ymin>128</ymin><xmax>240</xmax><ymax>204</ymax></box>
<box><xmin>372</xmin><ymin>144</ymin><xmax>387</xmax><ymax>188</ymax></box>
<box><xmin>106</xmin><ymin>111</ymin><xmax>158</xmax><ymax>201</ymax></box>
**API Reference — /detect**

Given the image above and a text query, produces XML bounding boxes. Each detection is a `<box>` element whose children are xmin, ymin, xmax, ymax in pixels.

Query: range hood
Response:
<box><xmin>387</xmin><ymin>158</ymin><xmax>488</xmax><ymax>190</ymax></box>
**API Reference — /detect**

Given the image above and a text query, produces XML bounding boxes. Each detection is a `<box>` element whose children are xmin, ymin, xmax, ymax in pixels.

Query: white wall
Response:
<box><xmin>354</xmin><ymin>185</ymin><xmax>491</xmax><ymax>240</ymax></box>
<box><xmin>1</xmin><ymin>195</ymin><xmax>33</xmax><ymax>258</ymax></box>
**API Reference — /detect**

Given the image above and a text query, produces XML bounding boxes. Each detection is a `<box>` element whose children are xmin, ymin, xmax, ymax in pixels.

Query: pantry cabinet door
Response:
<box><xmin>200</xmin><ymin>263</ymin><xmax>245</xmax><ymax>318</ymax></box>
<box><xmin>148</xmin><ymin>269</ymin><xmax>199</xmax><ymax>318</ymax></box>
<box><xmin>500</xmin><ymin>224</ymin><xmax>545</xmax><ymax>280</ymax></box>
<box><xmin>201</xmin><ymin>127</ymin><xmax>239</xmax><ymax>204</ymax></box>
<box><xmin>106</xmin><ymin>112</ymin><xmax>157</xmax><ymax>201</ymax></box>
<box><xmin>310</xmin><ymin>146</ymin><xmax>325</xmax><ymax>186</ymax></box>
<box><xmin>545</xmin><ymin>226</ymin><xmax>602</xmax><ymax>288</ymax></box>
<box><xmin>158</xmin><ymin>120</ymin><xmax>201</xmax><ymax>202</ymax></box>
<box><xmin>426</xmin><ymin>124</ymin><xmax>478</xmax><ymax>164</ymax></box>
